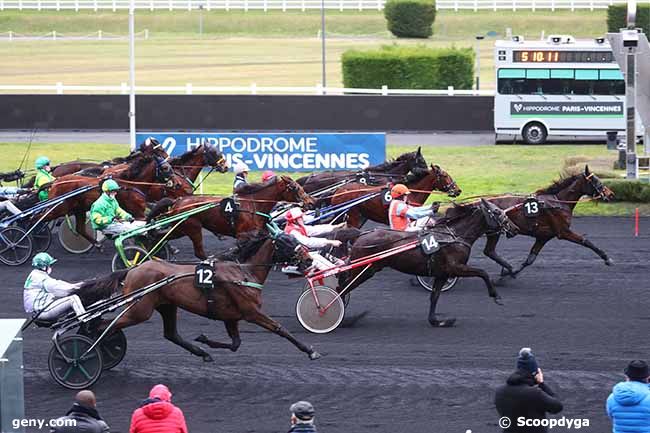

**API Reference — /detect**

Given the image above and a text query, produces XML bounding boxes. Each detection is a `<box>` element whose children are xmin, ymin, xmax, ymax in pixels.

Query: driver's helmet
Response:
<box><xmin>285</xmin><ymin>207</ymin><xmax>304</xmax><ymax>223</ymax></box>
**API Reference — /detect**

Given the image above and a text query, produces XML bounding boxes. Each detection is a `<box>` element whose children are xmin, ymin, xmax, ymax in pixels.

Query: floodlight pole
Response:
<box><xmin>320</xmin><ymin>0</ymin><xmax>326</xmax><ymax>93</ymax></box>
<box><xmin>625</xmin><ymin>0</ymin><xmax>637</xmax><ymax>179</ymax></box>
<box><xmin>129</xmin><ymin>0</ymin><xmax>136</xmax><ymax>152</ymax></box>
<box><xmin>475</xmin><ymin>35</ymin><xmax>485</xmax><ymax>90</ymax></box>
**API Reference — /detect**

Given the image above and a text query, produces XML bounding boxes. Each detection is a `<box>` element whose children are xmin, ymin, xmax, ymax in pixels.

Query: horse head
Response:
<box><xmin>582</xmin><ymin>165</ymin><xmax>614</xmax><ymax>202</ymax></box>
<box><xmin>278</xmin><ymin>176</ymin><xmax>316</xmax><ymax>210</ymax></box>
<box><xmin>272</xmin><ymin>231</ymin><xmax>313</xmax><ymax>273</ymax></box>
<box><xmin>395</xmin><ymin>146</ymin><xmax>428</xmax><ymax>174</ymax></box>
<box><xmin>479</xmin><ymin>198</ymin><xmax>519</xmax><ymax>238</ymax></box>
<box><xmin>203</xmin><ymin>144</ymin><xmax>229</xmax><ymax>173</ymax></box>
<box><xmin>429</xmin><ymin>164</ymin><xmax>462</xmax><ymax>197</ymax></box>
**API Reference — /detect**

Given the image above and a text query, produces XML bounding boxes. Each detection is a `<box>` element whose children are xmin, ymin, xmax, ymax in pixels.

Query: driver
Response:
<box><xmin>23</xmin><ymin>253</ymin><xmax>86</xmax><ymax>321</ymax></box>
<box><xmin>283</xmin><ymin>207</ymin><xmax>345</xmax><ymax>273</ymax></box>
<box><xmin>90</xmin><ymin>179</ymin><xmax>145</xmax><ymax>236</ymax></box>
<box><xmin>261</xmin><ymin>170</ymin><xmax>276</xmax><ymax>182</ymax></box>
<box><xmin>388</xmin><ymin>184</ymin><xmax>438</xmax><ymax>232</ymax></box>
<box><xmin>34</xmin><ymin>156</ymin><xmax>56</xmax><ymax>201</ymax></box>
<box><xmin>232</xmin><ymin>161</ymin><xmax>250</xmax><ymax>192</ymax></box>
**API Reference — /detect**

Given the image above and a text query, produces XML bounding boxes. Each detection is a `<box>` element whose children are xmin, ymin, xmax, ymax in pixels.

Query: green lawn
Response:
<box><xmin>1</xmin><ymin>141</ymin><xmax>646</xmax><ymax>216</ymax></box>
<box><xmin>0</xmin><ymin>10</ymin><xmax>609</xmax><ymax>90</ymax></box>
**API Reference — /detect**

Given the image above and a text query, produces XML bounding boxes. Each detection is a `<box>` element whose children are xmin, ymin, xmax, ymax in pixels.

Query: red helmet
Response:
<box><xmin>390</xmin><ymin>184</ymin><xmax>411</xmax><ymax>199</ymax></box>
<box><xmin>261</xmin><ymin>170</ymin><xmax>276</xmax><ymax>182</ymax></box>
<box><xmin>285</xmin><ymin>207</ymin><xmax>304</xmax><ymax>223</ymax></box>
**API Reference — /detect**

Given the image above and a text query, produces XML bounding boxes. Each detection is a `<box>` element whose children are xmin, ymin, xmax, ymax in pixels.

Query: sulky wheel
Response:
<box><xmin>78</xmin><ymin>328</ymin><xmax>127</xmax><ymax>370</ymax></box>
<box><xmin>48</xmin><ymin>334</ymin><xmax>104</xmax><ymax>390</ymax></box>
<box><xmin>29</xmin><ymin>221</ymin><xmax>53</xmax><ymax>253</ymax></box>
<box><xmin>111</xmin><ymin>245</ymin><xmax>170</xmax><ymax>272</ymax></box>
<box><xmin>58</xmin><ymin>215</ymin><xmax>103</xmax><ymax>254</ymax></box>
<box><xmin>296</xmin><ymin>286</ymin><xmax>345</xmax><ymax>334</ymax></box>
<box><xmin>0</xmin><ymin>226</ymin><xmax>33</xmax><ymax>266</ymax></box>
<box><xmin>416</xmin><ymin>276</ymin><xmax>458</xmax><ymax>293</ymax></box>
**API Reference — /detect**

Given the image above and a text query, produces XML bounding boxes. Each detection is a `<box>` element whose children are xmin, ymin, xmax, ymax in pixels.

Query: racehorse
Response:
<box><xmin>482</xmin><ymin>165</ymin><xmax>615</xmax><ymax>277</ymax></box>
<box><xmin>296</xmin><ymin>147</ymin><xmax>428</xmax><ymax>195</ymax></box>
<box><xmin>337</xmin><ymin>199</ymin><xmax>519</xmax><ymax>327</ymax></box>
<box><xmin>168</xmin><ymin>144</ymin><xmax>229</xmax><ymax>185</ymax></box>
<box><xmin>328</xmin><ymin>164</ymin><xmax>462</xmax><ymax>228</ymax></box>
<box><xmin>147</xmin><ymin>175</ymin><xmax>317</xmax><ymax>259</ymax></box>
<box><xmin>78</xmin><ymin>229</ymin><xmax>322</xmax><ymax>362</ymax></box>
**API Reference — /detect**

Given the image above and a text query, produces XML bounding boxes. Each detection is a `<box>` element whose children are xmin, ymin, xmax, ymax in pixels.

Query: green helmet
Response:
<box><xmin>32</xmin><ymin>252</ymin><xmax>57</xmax><ymax>269</ymax></box>
<box><xmin>102</xmin><ymin>179</ymin><xmax>120</xmax><ymax>192</ymax></box>
<box><xmin>35</xmin><ymin>156</ymin><xmax>51</xmax><ymax>169</ymax></box>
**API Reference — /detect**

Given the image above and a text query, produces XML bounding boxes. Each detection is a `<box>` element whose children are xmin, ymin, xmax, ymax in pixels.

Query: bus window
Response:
<box><xmin>575</xmin><ymin>69</ymin><xmax>599</xmax><ymax>80</ymax></box>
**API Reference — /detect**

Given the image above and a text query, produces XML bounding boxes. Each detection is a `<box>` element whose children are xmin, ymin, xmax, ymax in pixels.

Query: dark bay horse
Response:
<box><xmin>329</xmin><ymin>165</ymin><xmax>462</xmax><ymax>228</ymax></box>
<box><xmin>147</xmin><ymin>176</ymin><xmax>317</xmax><ymax>259</ymax></box>
<box><xmin>338</xmin><ymin>199</ymin><xmax>519</xmax><ymax>327</ymax></box>
<box><xmin>483</xmin><ymin>165</ymin><xmax>615</xmax><ymax>277</ymax></box>
<box><xmin>297</xmin><ymin>147</ymin><xmax>428</xmax><ymax>194</ymax></box>
<box><xmin>79</xmin><ymin>230</ymin><xmax>321</xmax><ymax>362</ymax></box>
<box><xmin>169</xmin><ymin>144</ymin><xmax>229</xmax><ymax>185</ymax></box>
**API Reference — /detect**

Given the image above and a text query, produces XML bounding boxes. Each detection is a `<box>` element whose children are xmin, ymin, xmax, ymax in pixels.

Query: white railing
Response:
<box><xmin>0</xmin><ymin>29</ymin><xmax>149</xmax><ymax>40</ymax></box>
<box><xmin>0</xmin><ymin>0</ymin><xmax>625</xmax><ymax>10</ymax></box>
<box><xmin>0</xmin><ymin>83</ymin><xmax>496</xmax><ymax>95</ymax></box>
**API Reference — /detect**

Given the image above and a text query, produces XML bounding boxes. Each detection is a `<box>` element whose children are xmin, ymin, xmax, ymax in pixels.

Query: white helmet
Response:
<box><xmin>233</xmin><ymin>161</ymin><xmax>250</xmax><ymax>175</ymax></box>
<box><xmin>285</xmin><ymin>207</ymin><xmax>304</xmax><ymax>223</ymax></box>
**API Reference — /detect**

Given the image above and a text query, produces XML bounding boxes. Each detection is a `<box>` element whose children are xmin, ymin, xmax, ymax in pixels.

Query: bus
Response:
<box><xmin>494</xmin><ymin>34</ymin><xmax>639</xmax><ymax>144</ymax></box>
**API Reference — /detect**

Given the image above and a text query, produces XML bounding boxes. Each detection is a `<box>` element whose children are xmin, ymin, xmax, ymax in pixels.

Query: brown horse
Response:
<box><xmin>168</xmin><ymin>144</ymin><xmax>229</xmax><ymax>185</ymax></box>
<box><xmin>147</xmin><ymin>176</ymin><xmax>317</xmax><ymax>259</ymax></box>
<box><xmin>297</xmin><ymin>147</ymin><xmax>428</xmax><ymax>194</ymax></box>
<box><xmin>482</xmin><ymin>165</ymin><xmax>615</xmax><ymax>277</ymax></box>
<box><xmin>328</xmin><ymin>165</ymin><xmax>462</xmax><ymax>228</ymax></box>
<box><xmin>79</xmin><ymin>230</ymin><xmax>321</xmax><ymax>362</ymax></box>
<box><xmin>338</xmin><ymin>199</ymin><xmax>519</xmax><ymax>327</ymax></box>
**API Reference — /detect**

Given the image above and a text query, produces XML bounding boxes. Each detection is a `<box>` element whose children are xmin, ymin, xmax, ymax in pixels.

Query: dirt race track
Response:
<box><xmin>2</xmin><ymin>217</ymin><xmax>649</xmax><ymax>433</ymax></box>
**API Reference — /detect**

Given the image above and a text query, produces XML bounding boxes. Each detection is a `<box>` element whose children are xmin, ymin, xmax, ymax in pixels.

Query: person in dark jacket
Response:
<box><xmin>288</xmin><ymin>401</ymin><xmax>317</xmax><ymax>433</ymax></box>
<box><xmin>495</xmin><ymin>348</ymin><xmax>563</xmax><ymax>433</ymax></box>
<box><xmin>50</xmin><ymin>390</ymin><xmax>109</xmax><ymax>433</ymax></box>
<box><xmin>606</xmin><ymin>360</ymin><xmax>650</xmax><ymax>433</ymax></box>
<box><xmin>130</xmin><ymin>384</ymin><xmax>188</xmax><ymax>433</ymax></box>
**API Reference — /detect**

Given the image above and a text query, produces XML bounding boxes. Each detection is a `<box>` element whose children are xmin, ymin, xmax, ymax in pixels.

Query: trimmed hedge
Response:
<box><xmin>384</xmin><ymin>0</ymin><xmax>436</xmax><ymax>38</ymax></box>
<box><xmin>342</xmin><ymin>45</ymin><xmax>474</xmax><ymax>90</ymax></box>
<box><xmin>605</xmin><ymin>180</ymin><xmax>650</xmax><ymax>202</ymax></box>
<box><xmin>607</xmin><ymin>4</ymin><xmax>650</xmax><ymax>35</ymax></box>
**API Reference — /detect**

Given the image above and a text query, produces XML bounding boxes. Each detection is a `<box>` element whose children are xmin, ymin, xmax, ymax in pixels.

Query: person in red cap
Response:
<box><xmin>388</xmin><ymin>183</ymin><xmax>438</xmax><ymax>232</ymax></box>
<box><xmin>261</xmin><ymin>170</ymin><xmax>276</xmax><ymax>182</ymax></box>
<box><xmin>129</xmin><ymin>384</ymin><xmax>188</xmax><ymax>433</ymax></box>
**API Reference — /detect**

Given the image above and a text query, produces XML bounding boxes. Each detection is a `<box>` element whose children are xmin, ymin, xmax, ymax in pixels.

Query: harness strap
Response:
<box><xmin>234</xmin><ymin>280</ymin><xmax>264</xmax><ymax>290</ymax></box>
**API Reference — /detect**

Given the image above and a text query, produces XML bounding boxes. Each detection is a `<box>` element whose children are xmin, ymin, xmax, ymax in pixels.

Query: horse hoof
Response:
<box><xmin>202</xmin><ymin>354</ymin><xmax>214</xmax><ymax>363</ymax></box>
<box><xmin>493</xmin><ymin>295</ymin><xmax>504</xmax><ymax>306</ymax></box>
<box><xmin>429</xmin><ymin>318</ymin><xmax>456</xmax><ymax>328</ymax></box>
<box><xmin>194</xmin><ymin>334</ymin><xmax>208</xmax><ymax>344</ymax></box>
<box><xmin>605</xmin><ymin>258</ymin><xmax>614</xmax><ymax>266</ymax></box>
<box><xmin>309</xmin><ymin>351</ymin><xmax>322</xmax><ymax>361</ymax></box>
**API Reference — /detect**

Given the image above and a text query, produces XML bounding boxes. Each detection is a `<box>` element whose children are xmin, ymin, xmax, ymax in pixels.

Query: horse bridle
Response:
<box><xmin>584</xmin><ymin>173</ymin><xmax>609</xmax><ymax>200</ymax></box>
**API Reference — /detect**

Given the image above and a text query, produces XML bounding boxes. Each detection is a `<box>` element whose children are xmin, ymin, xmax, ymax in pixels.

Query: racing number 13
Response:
<box><xmin>524</xmin><ymin>201</ymin><xmax>539</xmax><ymax>215</ymax></box>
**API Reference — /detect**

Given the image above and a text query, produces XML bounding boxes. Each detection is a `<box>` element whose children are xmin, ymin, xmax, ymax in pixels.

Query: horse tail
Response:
<box><xmin>77</xmin><ymin>269</ymin><xmax>129</xmax><ymax>306</ymax></box>
<box><xmin>147</xmin><ymin>197</ymin><xmax>175</xmax><ymax>222</ymax></box>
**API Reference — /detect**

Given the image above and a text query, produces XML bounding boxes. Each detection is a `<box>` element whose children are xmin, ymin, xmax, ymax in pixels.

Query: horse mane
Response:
<box><xmin>77</xmin><ymin>167</ymin><xmax>104</xmax><ymax>177</ymax></box>
<box><xmin>235</xmin><ymin>176</ymin><xmax>279</xmax><ymax>195</ymax></box>
<box><xmin>121</xmin><ymin>155</ymin><xmax>154</xmax><ymax>180</ymax></box>
<box><xmin>438</xmin><ymin>202</ymin><xmax>477</xmax><ymax>225</ymax></box>
<box><xmin>368</xmin><ymin>151</ymin><xmax>415</xmax><ymax>172</ymax></box>
<box><xmin>535</xmin><ymin>174</ymin><xmax>580</xmax><ymax>195</ymax></box>
<box><xmin>76</xmin><ymin>270</ymin><xmax>129</xmax><ymax>306</ymax></box>
<box><xmin>170</xmin><ymin>146</ymin><xmax>201</xmax><ymax>165</ymax></box>
<box><xmin>404</xmin><ymin>166</ymin><xmax>430</xmax><ymax>183</ymax></box>
<box><xmin>218</xmin><ymin>230</ymin><xmax>269</xmax><ymax>262</ymax></box>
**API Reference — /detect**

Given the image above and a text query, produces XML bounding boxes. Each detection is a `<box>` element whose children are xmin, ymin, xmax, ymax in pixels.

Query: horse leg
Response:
<box><xmin>157</xmin><ymin>304</ymin><xmax>213</xmax><ymax>362</ymax></box>
<box><xmin>555</xmin><ymin>229</ymin><xmax>613</xmax><ymax>266</ymax></box>
<box><xmin>428</xmin><ymin>276</ymin><xmax>456</xmax><ymax>328</ymax></box>
<box><xmin>194</xmin><ymin>320</ymin><xmax>241</xmax><ymax>352</ymax></box>
<box><xmin>245</xmin><ymin>311</ymin><xmax>321</xmax><ymax>360</ymax></box>
<box><xmin>511</xmin><ymin>238</ymin><xmax>551</xmax><ymax>276</ymax></box>
<box><xmin>73</xmin><ymin>211</ymin><xmax>99</xmax><ymax>247</ymax></box>
<box><xmin>483</xmin><ymin>233</ymin><xmax>515</xmax><ymax>277</ymax></box>
<box><xmin>446</xmin><ymin>262</ymin><xmax>503</xmax><ymax>304</ymax></box>
<box><xmin>184</xmin><ymin>220</ymin><xmax>207</xmax><ymax>259</ymax></box>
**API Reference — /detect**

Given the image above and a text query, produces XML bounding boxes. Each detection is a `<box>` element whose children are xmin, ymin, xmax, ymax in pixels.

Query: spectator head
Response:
<box><xmin>624</xmin><ymin>360</ymin><xmax>650</xmax><ymax>383</ymax></box>
<box><xmin>75</xmin><ymin>390</ymin><xmax>97</xmax><ymax>408</ymax></box>
<box><xmin>149</xmin><ymin>384</ymin><xmax>173</xmax><ymax>402</ymax></box>
<box><xmin>516</xmin><ymin>347</ymin><xmax>539</xmax><ymax>377</ymax></box>
<box><xmin>290</xmin><ymin>401</ymin><xmax>315</xmax><ymax>425</ymax></box>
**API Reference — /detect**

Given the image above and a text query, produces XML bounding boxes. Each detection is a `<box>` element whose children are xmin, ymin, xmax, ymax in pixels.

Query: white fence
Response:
<box><xmin>0</xmin><ymin>0</ymin><xmax>626</xmax><ymax>10</ymax></box>
<box><xmin>0</xmin><ymin>83</ymin><xmax>496</xmax><ymax>95</ymax></box>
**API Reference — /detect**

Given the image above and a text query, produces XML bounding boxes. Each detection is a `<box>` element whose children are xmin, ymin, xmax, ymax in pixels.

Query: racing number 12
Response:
<box><xmin>197</xmin><ymin>268</ymin><xmax>214</xmax><ymax>285</ymax></box>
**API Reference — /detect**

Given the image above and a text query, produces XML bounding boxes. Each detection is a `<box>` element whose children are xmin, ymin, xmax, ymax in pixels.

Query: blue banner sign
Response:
<box><xmin>136</xmin><ymin>132</ymin><xmax>386</xmax><ymax>172</ymax></box>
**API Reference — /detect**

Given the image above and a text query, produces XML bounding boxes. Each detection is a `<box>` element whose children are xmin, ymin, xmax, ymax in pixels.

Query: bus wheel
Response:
<box><xmin>522</xmin><ymin>122</ymin><xmax>547</xmax><ymax>145</ymax></box>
